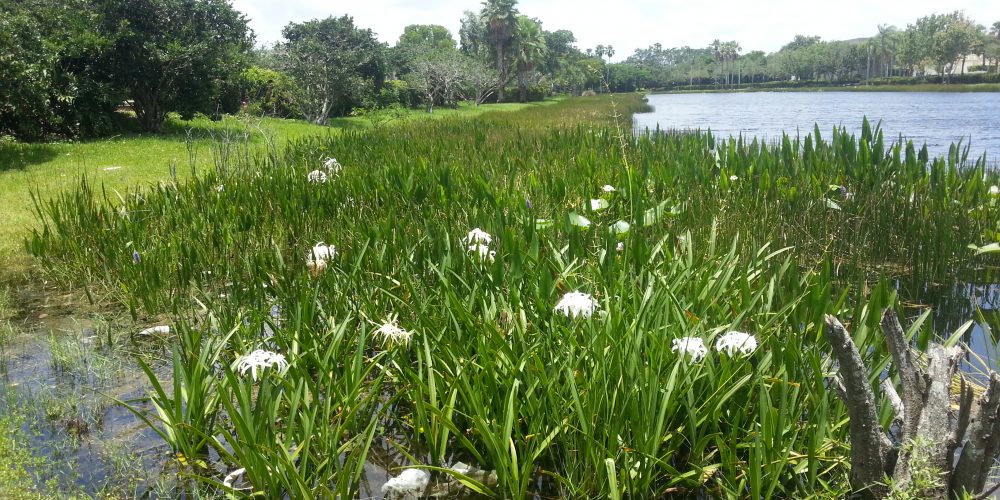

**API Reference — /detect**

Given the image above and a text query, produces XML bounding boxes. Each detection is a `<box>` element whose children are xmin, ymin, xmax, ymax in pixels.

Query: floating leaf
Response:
<box><xmin>610</xmin><ymin>220</ymin><xmax>631</xmax><ymax>235</ymax></box>
<box><xmin>590</xmin><ymin>198</ymin><xmax>610</xmax><ymax>211</ymax></box>
<box><xmin>970</xmin><ymin>242</ymin><xmax>1000</xmax><ymax>255</ymax></box>
<box><xmin>568</xmin><ymin>212</ymin><xmax>591</xmax><ymax>228</ymax></box>
<box><xmin>642</xmin><ymin>200</ymin><xmax>679</xmax><ymax>226</ymax></box>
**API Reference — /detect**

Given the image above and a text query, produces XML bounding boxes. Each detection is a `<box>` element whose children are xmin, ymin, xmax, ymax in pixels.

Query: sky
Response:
<box><xmin>230</xmin><ymin>0</ymin><xmax>998</xmax><ymax>59</ymax></box>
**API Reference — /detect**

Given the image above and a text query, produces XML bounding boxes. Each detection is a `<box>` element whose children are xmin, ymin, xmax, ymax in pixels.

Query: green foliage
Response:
<box><xmin>279</xmin><ymin>15</ymin><xmax>387</xmax><ymax>124</ymax></box>
<box><xmin>886</xmin><ymin>439</ymin><xmax>948</xmax><ymax>500</ymax></box>
<box><xmin>239</xmin><ymin>65</ymin><xmax>301</xmax><ymax>119</ymax></box>
<box><xmin>94</xmin><ymin>0</ymin><xmax>253</xmax><ymax>131</ymax></box>
<box><xmin>0</xmin><ymin>0</ymin><xmax>117</xmax><ymax>140</ymax></box>
<box><xmin>27</xmin><ymin>94</ymin><xmax>1000</xmax><ymax>497</ymax></box>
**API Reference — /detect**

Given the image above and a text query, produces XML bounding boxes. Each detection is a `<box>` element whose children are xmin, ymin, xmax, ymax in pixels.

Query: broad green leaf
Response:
<box><xmin>568</xmin><ymin>212</ymin><xmax>591</xmax><ymax>228</ymax></box>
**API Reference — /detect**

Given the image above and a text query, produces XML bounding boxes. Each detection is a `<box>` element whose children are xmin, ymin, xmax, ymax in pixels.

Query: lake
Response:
<box><xmin>634</xmin><ymin>91</ymin><xmax>1000</xmax><ymax>163</ymax></box>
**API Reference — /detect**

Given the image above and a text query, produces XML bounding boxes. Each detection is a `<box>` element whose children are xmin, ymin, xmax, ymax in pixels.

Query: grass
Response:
<box><xmin>21</xmin><ymin>94</ymin><xmax>1000</xmax><ymax>497</ymax></box>
<box><xmin>0</xmin><ymin>99</ymin><xmax>560</xmax><ymax>275</ymax></box>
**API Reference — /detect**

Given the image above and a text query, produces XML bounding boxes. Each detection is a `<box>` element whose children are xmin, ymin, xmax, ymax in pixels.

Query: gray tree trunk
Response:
<box><xmin>824</xmin><ymin>309</ymin><xmax>1000</xmax><ymax>499</ymax></box>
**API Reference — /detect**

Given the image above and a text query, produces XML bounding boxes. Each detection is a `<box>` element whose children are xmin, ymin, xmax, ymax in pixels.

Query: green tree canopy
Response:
<box><xmin>280</xmin><ymin>15</ymin><xmax>387</xmax><ymax>124</ymax></box>
<box><xmin>95</xmin><ymin>0</ymin><xmax>253</xmax><ymax>131</ymax></box>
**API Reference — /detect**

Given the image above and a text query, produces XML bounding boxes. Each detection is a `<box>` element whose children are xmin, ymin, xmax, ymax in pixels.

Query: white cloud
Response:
<box><xmin>232</xmin><ymin>0</ymin><xmax>998</xmax><ymax>57</ymax></box>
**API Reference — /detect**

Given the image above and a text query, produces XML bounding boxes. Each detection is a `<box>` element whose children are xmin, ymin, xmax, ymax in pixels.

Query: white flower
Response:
<box><xmin>467</xmin><ymin>243</ymin><xmax>496</xmax><ymax>262</ymax></box>
<box><xmin>323</xmin><ymin>157</ymin><xmax>342</xmax><ymax>174</ymax></box>
<box><xmin>307</xmin><ymin>169</ymin><xmax>328</xmax><ymax>183</ymax></box>
<box><xmin>616</xmin><ymin>242</ymin><xmax>625</xmax><ymax>252</ymax></box>
<box><xmin>554</xmin><ymin>291</ymin><xmax>597</xmax><ymax>318</ymax></box>
<box><xmin>463</xmin><ymin>228</ymin><xmax>492</xmax><ymax>245</ymax></box>
<box><xmin>671</xmin><ymin>337</ymin><xmax>708</xmax><ymax>361</ymax></box>
<box><xmin>990</xmin><ymin>185</ymin><xmax>1000</xmax><ymax>196</ymax></box>
<box><xmin>234</xmin><ymin>349</ymin><xmax>289</xmax><ymax>380</ymax></box>
<box><xmin>309</xmin><ymin>242</ymin><xmax>336</xmax><ymax>261</ymax></box>
<box><xmin>601</xmin><ymin>184</ymin><xmax>616</xmax><ymax>193</ymax></box>
<box><xmin>382</xmin><ymin>468</ymin><xmax>430</xmax><ymax>498</ymax></box>
<box><xmin>215</xmin><ymin>184</ymin><xmax>225</xmax><ymax>193</ymax></box>
<box><xmin>375</xmin><ymin>317</ymin><xmax>413</xmax><ymax>346</ymax></box>
<box><xmin>306</xmin><ymin>243</ymin><xmax>335</xmax><ymax>274</ymax></box>
<box><xmin>729</xmin><ymin>175</ymin><xmax>739</xmax><ymax>181</ymax></box>
<box><xmin>715</xmin><ymin>331</ymin><xmax>758</xmax><ymax>356</ymax></box>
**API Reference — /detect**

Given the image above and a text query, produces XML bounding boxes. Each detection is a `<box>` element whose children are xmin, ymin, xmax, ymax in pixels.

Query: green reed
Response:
<box><xmin>25</xmin><ymin>95</ymin><xmax>1000</xmax><ymax>497</ymax></box>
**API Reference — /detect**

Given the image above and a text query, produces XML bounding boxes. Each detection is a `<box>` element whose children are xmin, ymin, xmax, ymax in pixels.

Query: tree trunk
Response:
<box><xmin>823</xmin><ymin>315</ymin><xmax>890</xmax><ymax>498</ymax></box>
<box><xmin>133</xmin><ymin>87</ymin><xmax>164</xmax><ymax>132</ymax></box>
<box><xmin>824</xmin><ymin>308</ymin><xmax>1000</xmax><ymax>499</ymax></box>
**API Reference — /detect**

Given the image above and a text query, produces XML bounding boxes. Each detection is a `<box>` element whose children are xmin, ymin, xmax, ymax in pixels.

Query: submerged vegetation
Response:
<box><xmin>21</xmin><ymin>94</ymin><xmax>1000</xmax><ymax>497</ymax></box>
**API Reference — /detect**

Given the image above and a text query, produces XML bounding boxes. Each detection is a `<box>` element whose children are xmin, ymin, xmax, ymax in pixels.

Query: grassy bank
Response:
<box><xmin>657</xmin><ymin>82</ymin><xmax>1000</xmax><ymax>94</ymax></box>
<box><xmin>0</xmin><ymin>99</ymin><xmax>558</xmax><ymax>274</ymax></box>
<box><xmin>26</xmin><ymin>92</ymin><xmax>1000</xmax><ymax>497</ymax></box>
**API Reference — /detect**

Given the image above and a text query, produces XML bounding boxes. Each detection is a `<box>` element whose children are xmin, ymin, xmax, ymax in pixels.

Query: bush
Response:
<box><xmin>239</xmin><ymin>66</ymin><xmax>301</xmax><ymax>119</ymax></box>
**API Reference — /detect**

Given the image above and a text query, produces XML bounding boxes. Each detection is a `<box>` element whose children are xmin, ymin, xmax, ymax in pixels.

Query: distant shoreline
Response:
<box><xmin>653</xmin><ymin>83</ymin><xmax>1000</xmax><ymax>94</ymax></box>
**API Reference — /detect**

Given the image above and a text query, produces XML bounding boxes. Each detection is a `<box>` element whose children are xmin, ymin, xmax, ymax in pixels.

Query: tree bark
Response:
<box><xmin>823</xmin><ymin>315</ymin><xmax>890</xmax><ymax>498</ymax></box>
<box><xmin>952</xmin><ymin>374</ymin><xmax>1000</xmax><ymax>496</ymax></box>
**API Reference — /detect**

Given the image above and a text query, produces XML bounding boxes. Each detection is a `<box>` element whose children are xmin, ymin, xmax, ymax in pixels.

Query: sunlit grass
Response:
<box><xmin>0</xmin><ymin>99</ymin><xmax>561</xmax><ymax>272</ymax></box>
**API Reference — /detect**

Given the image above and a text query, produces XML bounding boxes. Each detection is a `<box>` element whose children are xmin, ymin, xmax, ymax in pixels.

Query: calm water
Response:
<box><xmin>635</xmin><ymin>92</ymin><xmax>1000</xmax><ymax>163</ymax></box>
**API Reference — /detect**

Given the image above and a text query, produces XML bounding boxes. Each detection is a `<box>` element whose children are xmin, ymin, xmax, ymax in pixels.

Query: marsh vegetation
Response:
<box><xmin>9</xmin><ymin>93</ymin><xmax>1000</xmax><ymax>498</ymax></box>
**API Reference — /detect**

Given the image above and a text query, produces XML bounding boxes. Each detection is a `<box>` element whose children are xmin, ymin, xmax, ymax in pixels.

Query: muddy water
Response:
<box><xmin>0</xmin><ymin>313</ymin><xmax>438</xmax><ymax>497</ymax></box>
<box><xmin>0</xmin><ymin>315</ymin><xmax>167</xmax><ymax>495</ymax></box>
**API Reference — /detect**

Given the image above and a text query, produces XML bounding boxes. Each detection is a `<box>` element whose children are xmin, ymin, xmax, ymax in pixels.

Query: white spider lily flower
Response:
<box><xmin>381</xmin><ymin>468</ymin><xmax>430</xmax><ymax>498</ymax></box>
<box><xmin>467</xmin><ymin>243</ymin><xmax>496</xmax><ymax>262</ymax></box>
<box><xmin>307</xmin><ymin>169</ymin><xmax>328</xmax><ymax>183</ymax></box>
<box><xmin>463</xmin><ymin>228</ymin><xmax>492</xmax><ymax>245</ymax></box>
<box><xmin>601</xmin><ymin>184</ymin><xmax>616</xmax><ymax>193</ymax></box>
<box><xmin>672</xmin><ymin>337</ymin><xmax>708</xmax><ymax>361</ymax></box>
<box><xmin>554</xmin><ymin>291</ymin><xmax>597</xmax><ymax>318</ymax></box>
<box><xmin>374</xmin><ymin>317</ymin><xmax>413</xmax><ymax>346</ymax></box>
<box><xmin>234</xmin><ymin>349</ymin><xmax>289</xmax><ymax>380</ymax></box>
<box><xmin>306</xmin><ymin>243</ymin><xmax>335</xmax><ymax>275</ymax></box>
<box><xmin>990</xmin><ymin>185</ymin><xmax>1000</xmax><ymax>196</ymax></box>
<box><xmin>323</xmin><ymin>157</ymin><xmax>342</xmax><ymax>174</ymax></box>
<box><xmin>309</xmin><ymin>242</ymin><xmax>336</xmax><ymax>262</ymax></box>
<box><xmin>729</xmin><ymin>175</ymin><xmax>739</xmax><ymax>181</ymax></box>
<box><xmin>715</xmin><ymin>331</ymin><xmax>758</xmax><ymax>356</ymax></box>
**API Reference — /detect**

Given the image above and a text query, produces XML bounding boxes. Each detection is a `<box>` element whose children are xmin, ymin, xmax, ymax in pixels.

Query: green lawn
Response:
<box><xmin>0</xmin><ymin>99</ymin><xmax>559</xmax><ymax>275</ymax></box>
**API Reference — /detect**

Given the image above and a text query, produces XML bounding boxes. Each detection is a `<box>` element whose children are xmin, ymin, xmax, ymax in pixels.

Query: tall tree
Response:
<box><xmin>481</xmin><ymin>0</ymin><xmax>519</xmax><ymax>101</ymax></box>
<box><xmin>513</xmin><ymin>16</ymin><xmax>547</xmax><ymax>102</ymax></box>
<box><xmin>280</xmin><ymin>16</ymin><xmax>386</xmax><ymax>124</ymax></box>
<box><xmin>0</xmin><ymin>0</ymin><xmax>112</xmax><ymax>139</ymax></box>
<box><xmin>95</xmin><ymin>0</ymin><xmax>253</xmax><ymax>131</ymax></box>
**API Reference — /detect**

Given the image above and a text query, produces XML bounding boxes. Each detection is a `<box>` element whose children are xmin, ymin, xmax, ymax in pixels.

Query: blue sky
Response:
<box><xmin>231</xmin><ymin>0</ymin><xmax>998</xmax><ymax>58</ymax></box>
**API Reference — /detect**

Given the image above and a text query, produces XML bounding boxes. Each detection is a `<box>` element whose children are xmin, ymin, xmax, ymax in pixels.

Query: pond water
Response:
<box><xmin>636</xmin><ymin>91</ymin><xmax>1000</xmax><ymax>373</ymax></box>
<box><xmin>634</xmin><ymin>92</ymin><xmax>1000</xmax><ymax>163</ymax></box>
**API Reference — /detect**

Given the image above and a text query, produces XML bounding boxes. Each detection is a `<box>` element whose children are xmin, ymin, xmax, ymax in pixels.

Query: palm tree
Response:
<box><xmin>514</xmin><ymin>16</ymin><xmax>547</xmax><ymax>102</ymax></box>
<box><xmin>876</xmin><ymin>25</ymin><xmax>898</xmax><ymax>77</ymax></box>
<box><xmin>481</xmin><ymin>0</ymin><xmax>518</xmax><ymax>102</ymax></box>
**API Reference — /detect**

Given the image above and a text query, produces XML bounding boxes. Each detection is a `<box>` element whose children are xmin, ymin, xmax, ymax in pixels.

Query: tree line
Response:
<box><xmin>4</xmin><ymin>0</ymin><xmax>997</xmax><ymax>141</ymax></box>
<box><xmin>0</xmin><ymin>0</ymin><xmax>611</xmax><ymax>140</ymax></box>
<box><xmin>610</xmin><ymin>11</ymin><xmax>1000</xmax><ymax>92</ymax></box>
